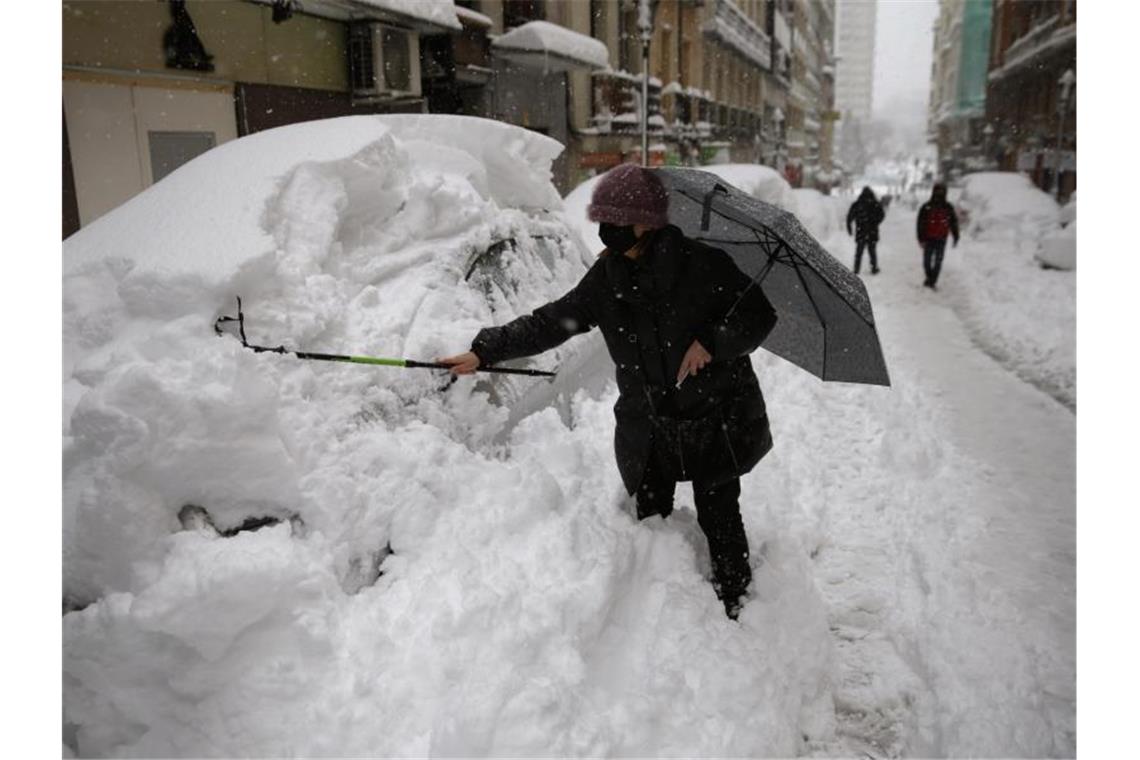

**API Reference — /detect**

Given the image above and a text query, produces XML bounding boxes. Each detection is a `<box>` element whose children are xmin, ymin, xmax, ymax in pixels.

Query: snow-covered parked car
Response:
<box><xmin>701</xmin><ymin>163</ymin><xmax>799</xmax><ymax>214</ymax></box>
<box><xmin>63</xmin><ymin>117</ymin><xmax>837</xmax><ymax>760</ymax></box>
<box><xmin>956</xmin><ymin>172</ymin><xmax>1060</xmax><ymax>241</ymax></box>
<box><xmin>1037</xmin><ymin>193</ymin><xmax>1076</xmax><ymax>270</ymax></box>
<box><xmin>790</xmin><ymin>188</ymin><xmax>844</xmax><ymax>247</ymax></box>
<box><xmin>63</xmin><ymin>115</ymin><xmax>595</xmax><ymax>610</ymax></box>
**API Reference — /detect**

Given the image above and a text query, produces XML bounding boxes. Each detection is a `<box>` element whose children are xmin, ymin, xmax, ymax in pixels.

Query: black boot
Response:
<box><xmin>694</xmin><ymin>478</ymin><xmax>751</xmax><ymax>620</ymax></box>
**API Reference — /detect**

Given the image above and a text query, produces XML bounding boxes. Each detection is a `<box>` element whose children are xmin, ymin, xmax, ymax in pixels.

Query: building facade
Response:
<box><xmin>784</xmin><ymin>0</ymin><xmax>837</xmax><ymax>188</ymax></box>
<box><xmin>63</xmin><ymin>0</ymin><xmax>843</xmax><ymax>237</ymax></box>
<box><xmin>62</xmin><ymin>0</ymin><xmax>467</xmax><ymax>236</ymax></box>
<box><xmin>833</xmin><ymin>0</ymin><xmax>875</xmax><ymax>123</ymax></box>
<box><xmin>927</xmin><ymin>0</ymin><xmax>992</xmax><ymax>179</ymax></box>
<box><xmin>565</xmin><ymin>0</ymin><xmax>836</xmax><ymax>190</ymax></box>
<box><xmin>985</xmin><ymin>0</ymin><xmax>1076</xmax><ymax>201</ymax></box>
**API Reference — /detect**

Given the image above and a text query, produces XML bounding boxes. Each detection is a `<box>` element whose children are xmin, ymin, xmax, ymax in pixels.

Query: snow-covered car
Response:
<box><xmin>956</xmin><ymin>172</ymin><xmax>1060</xmax><ymax>241</ymax></box>
<box><xmin>64</xmin><ymin>117</ymin><xmax>838</xmax><ymax>760</ymax></box>
<box><xmin>790</xmin><ymin>188</ymin><xmax>844</xmax><ymax>246</ymax></box>
<box><xmin>63</xmin><ymin>115</ymin><xmax>596</xmax><ymax>609</ymax></box>
<box><xmin>701</xmin><ymin>163</ymin><xmax>798</xmax><ymax>213</ymax></box>
<box><xmin>1058</xmin><ymin>191</ymin><xmax>1076</xmax><ymax>228</ymax></box>
<box><xmin>1036</xmin><ymin>222</ymin><xmax>1076</xmax><ymax>270</ymax></box>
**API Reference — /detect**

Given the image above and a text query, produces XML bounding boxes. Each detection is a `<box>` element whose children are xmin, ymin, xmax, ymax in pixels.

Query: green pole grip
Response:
<box><xmin>347</xmin><ymin>356</ymin><xmax>407</xmax><ymax>367</ymax></box>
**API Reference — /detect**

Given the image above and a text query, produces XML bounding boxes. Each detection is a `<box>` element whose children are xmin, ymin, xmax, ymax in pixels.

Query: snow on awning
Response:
<box><xmin>454</xmin><ymin>5</ymin><xmax>493</xmax><ymax>28</ymax></box>
<box><xmin>352</xmin><ymin>0</ymin><xmax>462</xmax><ymax>32</ymax></box>
<box><xmin>493</xmin><ymin>21</ymin><xmax>610</xmax><ymax>72</ymax></box>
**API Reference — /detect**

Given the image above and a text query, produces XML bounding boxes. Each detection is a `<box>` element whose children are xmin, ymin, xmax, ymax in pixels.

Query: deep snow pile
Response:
<box><xmin>561</xmin><ymin>172</ymin><xmax>604</xmax><ymax>254</ymax></box>
<box><xmin>1038</xmin><ymin>193</ymin><xmax>1076</xmax><ymax>271</ymax></box>
<box><xmin>956</xmin><ymin>172</ymin><xmax>1060</xmax><ymax>241</ymax></box>
<box><xmin>63</xmin><ymin>117</ymin><xmax>838</xmax><ymax>757</ymax></box>
<box><xmin>939</xmin><ymin>173</ymin><xmax>1074</xmax><ymax>408</ymax></box>
<box><xmin>702</xmin><ymin>163</ymin><xmax>799</xmax><ymax>213</ymax></box>
<box><xmin>942</xmin><ymin>235</ymin><xmax>1075</xmax><ymax>408</ymax></box>
<box><xmin>791</xmin><ymin>188</ymin><xmax>846</xmax><ymax>251</ymax></box>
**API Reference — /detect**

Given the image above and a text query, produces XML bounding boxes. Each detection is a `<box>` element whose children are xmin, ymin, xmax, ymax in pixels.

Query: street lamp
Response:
<box><xmin>637</xmin><ymin>0</ymin><xmax>658</xmax><ymax>167</ymax></box>
<box><xmin>1052</xmin><ymin>68</ymin><xmax>1076</xmax><ymax>200</ymax></box>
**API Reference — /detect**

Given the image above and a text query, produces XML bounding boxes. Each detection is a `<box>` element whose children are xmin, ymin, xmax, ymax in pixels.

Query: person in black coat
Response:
<box><xmin>915</xmin><ymin>183</ymin><xmax>960</xmax><ymax>289</ymax></box>
<box><xmin>846</xmin><ymin>186</ymin><xmax>885</xmax><ymax>275</ymax></box>
<box><xmin>440</xmin><ymin>164</ymin><xmax>778</xmax><ymax>620</ymax></box>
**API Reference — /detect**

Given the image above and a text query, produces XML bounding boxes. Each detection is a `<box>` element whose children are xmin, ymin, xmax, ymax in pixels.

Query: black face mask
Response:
<box><xmin>599</xmin><ymin>223</ymin><xmax>639</xmax><ymax>253</ymax></box>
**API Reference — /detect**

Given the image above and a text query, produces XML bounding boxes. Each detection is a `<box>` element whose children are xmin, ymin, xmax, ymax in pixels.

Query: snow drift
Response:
<box><xmin>956</xmin><ymin>172</ymin><xmax>1060</xmax><ymax>241</ymax></box>
<box><xmin>63</xmin><ymin>116</ymin><xmax>837</xmax><ymax>757</ymax></box>
<box><xmin>702</xmin><ymin>163</ymin><xmax>798</xmax><ymax>213</ymax></box>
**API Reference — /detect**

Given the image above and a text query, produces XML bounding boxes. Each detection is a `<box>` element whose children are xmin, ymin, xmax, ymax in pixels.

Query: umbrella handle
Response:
<box><xmin>701</xmin><ymin>183</ymin><xmax>729</xmax><ymax>232</ymax></box>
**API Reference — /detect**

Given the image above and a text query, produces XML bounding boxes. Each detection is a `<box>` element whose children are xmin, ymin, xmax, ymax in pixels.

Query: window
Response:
<box><xmin>148</xmin><ymin>130</ymin><xmax>216</xmax><ymax>183</ymax></box>
<box><xmin>504</xmin><ymin>0</ymin><xmax>545</xmax><ymax>29</ymax></box>
<box><xmin>381</xmin><ymin>27</ymin><xmax>412</xmax><ymax>91</ymax></box>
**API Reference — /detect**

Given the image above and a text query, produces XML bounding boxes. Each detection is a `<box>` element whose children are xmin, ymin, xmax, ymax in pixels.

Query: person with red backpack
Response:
<box><xmin>916</xmin><ymin>183</ymin><xmax>960</xmax><ymax>289</ymax></box>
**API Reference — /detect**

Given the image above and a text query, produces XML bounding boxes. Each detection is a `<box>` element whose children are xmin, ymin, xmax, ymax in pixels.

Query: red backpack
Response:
<box><xmin>923</xmin><ymin>206</ymin><xmax>952</xmax><ymax>240</ymax></box>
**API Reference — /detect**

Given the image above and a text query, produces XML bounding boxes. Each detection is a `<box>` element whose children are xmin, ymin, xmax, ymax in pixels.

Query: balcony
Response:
<box><xmin>703</xmin><ymin>0</ymin><xmax>772</xmax><ymax>71</ymax></box>
<box><xmin>590</xmin><ymin>70</ymin><xmax>663</xmax><ymax>135</ymax></box>
<box><xmin>990</xmin><ymin>13</ymin><xmax>1076</xmax><ymax>83</ymax></box>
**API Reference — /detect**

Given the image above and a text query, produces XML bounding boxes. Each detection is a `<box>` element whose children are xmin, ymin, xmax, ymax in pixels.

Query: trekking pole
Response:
<box><xmin>214</xmin><ymin>297</ymin><xmax>555</xmax><ymax>378</ymax></box>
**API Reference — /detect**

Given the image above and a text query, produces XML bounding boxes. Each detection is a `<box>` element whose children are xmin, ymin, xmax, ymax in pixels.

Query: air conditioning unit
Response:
<box><xmin>348</xmin><ymin>22</ymin><xmax>422</xmax><ymax>101</ymax></box>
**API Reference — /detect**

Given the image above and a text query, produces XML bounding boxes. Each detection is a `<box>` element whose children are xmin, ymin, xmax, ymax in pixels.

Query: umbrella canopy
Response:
<box><xmin>652</xmin><ymin>167</ymin><xmax>890</xmax><ymax>386</ymax></box>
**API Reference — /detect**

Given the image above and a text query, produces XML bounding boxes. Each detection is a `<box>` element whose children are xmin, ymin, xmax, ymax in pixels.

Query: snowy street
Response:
<box><xmin>60</xmin><ymin>119</ymin><xmax>1076</xmax><ymax>758</ymax></box>
<box><xmin>786</xmin><ymin>210</ymin><xmax>1076</xmax><ymax>756</ymax></box>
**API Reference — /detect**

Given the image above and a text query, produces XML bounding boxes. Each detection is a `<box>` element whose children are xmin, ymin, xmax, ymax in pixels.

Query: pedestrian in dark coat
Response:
<box><xmin>916</xmin><ymin>183</ymin><xmax>960</xmax><ymax>289</ymax></box>
<box><xmin>440</xmin><ymin>164</ymin><xmax>778</xmax><ymax>619</ymax></box>
<box><xmin>846</xmin><ymin>186</ymin><xmax>885</xmax><ymax>275</ymax></box>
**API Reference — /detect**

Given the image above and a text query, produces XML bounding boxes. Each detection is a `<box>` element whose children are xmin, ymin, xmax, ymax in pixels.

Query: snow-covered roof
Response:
<box><xmin>662</xmin><ymin>81</ymin><xmax>684</xmax><ymax>96</ymax></box>
<box><xmin>454</xmin><ymin>5</ymin><xmax>492</xmax><ymax>28</ymax></box>
<box><xmin>493</xmin><ymin>21</ymin><xmax>610</xmax><ymax>71</ymax></box>
<box><xmin>353</xmin><ymin>0</ymin><xmax>462</xmax><ymax>31</ymax></box>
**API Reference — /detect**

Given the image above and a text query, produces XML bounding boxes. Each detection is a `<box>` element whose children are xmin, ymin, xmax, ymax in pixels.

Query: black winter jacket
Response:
<box><xmin>846</xmin><ymin>196</ymin><xmax>885</xmax><ymax>243</ymax></box>
<box><xmin>471</xmin><ymin>225</ymin><xmax>778</xmax><ymax>494</ymax></box>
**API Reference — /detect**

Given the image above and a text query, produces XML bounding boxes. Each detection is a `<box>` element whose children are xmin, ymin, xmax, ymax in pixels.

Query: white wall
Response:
<box><xmin>64</xmin><ymin>76</ymin><xmax>238</xmax><ymax>227</ymax></box>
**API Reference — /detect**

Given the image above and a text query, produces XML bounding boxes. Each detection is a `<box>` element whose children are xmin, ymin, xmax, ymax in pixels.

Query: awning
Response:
<box><xmin>492</xmin><ymin>21</ymin><xmax>610</xmax><ymax>72</ymax></box>
<box><xmin>259</xmin><ymin>0</ymin><xmax>463</xmax><ymax>33</ymax></box>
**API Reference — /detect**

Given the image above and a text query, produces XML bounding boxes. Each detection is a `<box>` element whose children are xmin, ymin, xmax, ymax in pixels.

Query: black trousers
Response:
<box><xmin>854</xmin><ymin>240</ymin><xmax>878</xmax><ymax>274</ymax></box>
<box><xmin>923</xmin><ymin>239</ymin><xmax>947</xmax><ymax>285</ymax></box>
<box><xmin>636</xmin><ymin>454</ymin><xmax>752</xmax><ymax>601</ymax></box>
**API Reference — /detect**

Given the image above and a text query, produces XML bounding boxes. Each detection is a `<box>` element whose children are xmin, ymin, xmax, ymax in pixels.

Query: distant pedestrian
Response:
<box><xmin>846</xmin><ymin>186</ymin><xmax>885</xmax><ymax>275</ymax></box>
<box><xmin>915</xmin><ymin>183</ymin><xmax>960</xmax><ymax>289</ymax></box>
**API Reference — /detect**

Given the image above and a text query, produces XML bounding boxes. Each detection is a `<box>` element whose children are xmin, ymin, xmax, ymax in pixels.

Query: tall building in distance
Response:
<box><xmin>833</xmin><ymin>0</ymin><xmax>876</xmax><ymax>123</ymax></box>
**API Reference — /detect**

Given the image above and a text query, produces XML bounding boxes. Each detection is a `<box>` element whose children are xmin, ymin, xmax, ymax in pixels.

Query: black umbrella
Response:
<box><xmin>652</xmin><ymin>167</ymin><xmax>891</xmax><ymax>386</ymax></box>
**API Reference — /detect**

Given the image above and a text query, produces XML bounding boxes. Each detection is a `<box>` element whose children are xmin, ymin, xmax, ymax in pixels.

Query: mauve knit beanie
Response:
<box><xmin>586</xmin><ymin>164</ymin><xmax>670</xmax><ymax>228</ymax></box>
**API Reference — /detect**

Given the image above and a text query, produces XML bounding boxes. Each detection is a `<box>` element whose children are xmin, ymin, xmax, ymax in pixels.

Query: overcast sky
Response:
<box><xmin>871</xmin><ymin>0</ymin><xmax>940</xmax><ymax>133</ymax></box>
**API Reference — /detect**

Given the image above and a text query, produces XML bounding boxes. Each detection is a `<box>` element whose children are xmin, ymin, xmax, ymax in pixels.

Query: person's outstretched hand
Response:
<box><xmin>437</xmin><ymin>351</ymin><xmax>481</xmax><ymax>375</ymax></box>
<box><xmin>676</xmin><ymin>339</ymin><xmax>712</xmax><ymax>386</ymax></box>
